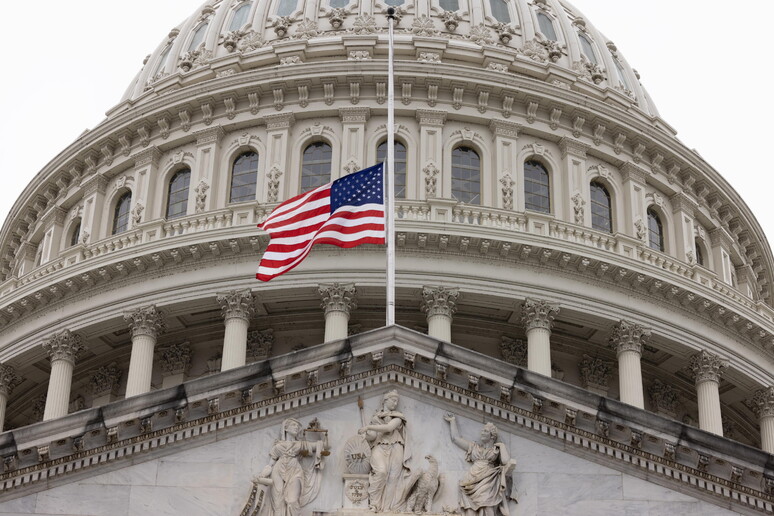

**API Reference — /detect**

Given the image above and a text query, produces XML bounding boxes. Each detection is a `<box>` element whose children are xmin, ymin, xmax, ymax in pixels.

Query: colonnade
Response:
<box><xmin>1</xmin><ymin>285</ymin><xmax>773</xmax><ymax>454</ymax></box>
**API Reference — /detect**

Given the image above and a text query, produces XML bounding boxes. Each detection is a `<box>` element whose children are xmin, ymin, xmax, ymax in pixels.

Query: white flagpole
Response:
<box><xmin>386</xmin><ymin>8</ymin><xmax>396</xmax><ymax>327</ymax></box>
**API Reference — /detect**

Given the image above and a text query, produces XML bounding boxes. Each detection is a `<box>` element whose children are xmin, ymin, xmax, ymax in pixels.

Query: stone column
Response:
<box><xmin>217</xmin><ymin>290</ymin><xmax>255</xmax><ymax>371</ymax></box>
<box><xmin>319</xmin><ymin>283</ymin><xmax>357</xmax><ymax>342</ymax></box>
<box><xmin>124</xmin><ymin>306</ymin><xmax>165</xmax><ymax>398</ymax></box>
<box><xmin>521</xmin><ymin>298</ymin><xmax>560</xmax><ymax>376</ymax></box>
<box><xmin>609</xmin><ymin>320</ymin><xmax>650</xmax><ymax>409</ymax></box>
<box><xmin>42</xmin><ymin>330</ymin><xmax>85</xmax><ymax>421</ymax></box>
<box><xmin>752</xmin><ymin>387</ymin><xmax>774</xmax><ymax>453</ymax></box>
<box><xmin>0</xmin><ymin>365</ymin><xmax>20</xmax><ymax>432</ymax></box>
<box><xmin>421</xmin><ymin>286</ymin><xmax>459</xmax><ymax>342</ymax></box>
<box><xmin>689</xmin><ymin>350</ymin><xmax>727</xmax><ymax>435</ymax></box>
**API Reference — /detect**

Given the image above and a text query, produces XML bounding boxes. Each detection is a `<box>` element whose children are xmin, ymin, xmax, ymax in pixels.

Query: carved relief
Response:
<box><xmin>178</xmin><ymin>47</ymin><xmax>213</xmax><ymax>72</ymax></box>
<box><xmin>293</xmin><ymin>19</ymin><xmax>319</xmax><ymax>39</ymax></box>
<box><xmin>0</xmin><ymin>365</ymin><xmax>21</xmax><ymax>397</ymax></box>
<box><xmin>247</xmin><ymin>329</ymin><xmax>274</xmax><ymax>361</ymax></box>
<box><xmin>267</xmin><ymin>167</ymin><xmax>283</xmax><ymax>203</ymax></box>
<box><xmin>572</xmin><ymin>192</ymin><xmax>585</xmax><ymax>224</ymax></box>
<box><xmin>43</xmin><ymin>330</ymin><xmax>85</xmax><ymax>364</ymax></box>
<box><xmin>467</xmin><ymin>23</ymin><xmax>494</xmax><ymax>45</ymax></box>
<box><xmin>124</xmin><ymin>305</ymin><xmax>166</xmax><ymax>339</ymax></box>
<box><xmin>648</xmin><ymin>379</ymin><xmax>680</xmax><ymax>417</ymax></box>
<box><xmin>441</xmin><ymin>10</ymin><xmax>461</xmax><ymax>32</ymax></box>
<box><xmin>499</xmin><ymin>336</ymin><xmax>527</xmax><ymax>367</ymax></box>
<box><xmin>194</xmin><ymin>180</ymin><xmax>209</xmax><ymax>213</ymax></box>
<box><xmin>235</xmin><ymin>30</ymin><xmax>264</xmax><ymax>53</ymax></box>
<box><xmin>609</xmin><ymin>320</ymin><xmax>651</xmax><ymax>356</ymax></box>
<box><xmin>500</xmin><ymin>174</ymin><xmax>515</xmax><ymax>210</ymax></box>
<box><xmin>90</xmin><ymin>362</ymin><xmax>122</xmax><ymax>397</ymax></box>
<box><xmin>131</xmin><ymin>201</ymin><xmax>144</xmax><ymax>225</ymax></box>
<box><xmin>319</xmin><ymin>283</ymin><xmax>357</xmax><ymax>316</ymax></box>
<box><xmin>159</xmin><ymin>341</ymin><xmax>192</xmax><ymax>376</ymax></box>
<box><xmin>421</xmin><ymin>286</ymin><xmax>459</xmax><ymax>318</ymax></box>
<box><xmin>521</xmin><ymin>298</ymin><xmax>559</xmax><ymax>331</ymax></box>
<box><xmin>216</xmin><ymin>289</ymin><xmax>255</xmax><ymax>322</ymax></box>
<box><xmin>272</xmin><ymin>16</ymin><xmax>294</xmax><ymax>38</ymax></box>
<box><xmin>634</xmin><ymin>218</ymin><xmax>647</xmax><ymax>241</ymax></box>
<box><xmin>689</xmin><ymin>350</ymin><xmax>727</xmax><ymax>384</ymax></box>
<box><xmin>572</xmin><ymin>57</ymin><xmax>605</xmax><ymax>84</ymax></box>
<box><xmin>423</xmin><ymin>162</ymin><xmax>439</xmax><ymax>198</ymax></box>
<box><xmin>351</xmin><ymin>15</ymin><xmax>377</xmax><ymax>35</ymax></box>
<box><xmin>750</xmin><ymin>387</ymin><xmax>774</xmax><ymax>419</ymax></box>
<box><xmin>578</xmin><ymin>354</ymin><xmax>613</xmax><ymax>391</ymax></box>
<box><xmin>411</xmin><ymin>15</ymin><xmax>438</xmax><ymax>37</ymax></box>
<box><xmin>328</xmin><ymin>8</ymin><xmax>348</xmax><ymax>29</ymax></box>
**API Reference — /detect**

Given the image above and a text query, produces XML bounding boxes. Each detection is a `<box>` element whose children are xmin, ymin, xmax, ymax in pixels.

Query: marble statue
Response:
<box><xmin>443</xmin><ymin>414</ymin><xmax>517</xmax><ymax>516</ymax></box>
<box><xmin>257</xmin><ymin>418</ymin><xmax>328</xmax><ymax>516</ymax></box>
<box><xmin>358</xmin><ymin>390</ymin><xmax>414</xmax><ymax>512</ymax></box>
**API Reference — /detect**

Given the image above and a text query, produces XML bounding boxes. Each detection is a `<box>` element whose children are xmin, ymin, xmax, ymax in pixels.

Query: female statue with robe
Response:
<box><xmin>444</xmin><ymin>414</ymin><xmax>517</xmax><ymax>516</ymax></box>
<box><xmin>257</xmin><ymin>418</ymin><xmax>327</xmax><ymax>516</ymax></box>
<box><xmin>359</xmin><ymin>390</ymin><xmax>413</xmax><ymax>512</ymax></box>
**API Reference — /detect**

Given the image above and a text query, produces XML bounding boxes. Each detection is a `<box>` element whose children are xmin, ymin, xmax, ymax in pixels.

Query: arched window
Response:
<box><xmin>489</xmin><ymin>0</ymin><xmax>511</xmax><ymax>23</ymax></box>
<box><xmin>440</xmin><ymin>0</ymin><xmax>460</xmax><ymax>10</ymax></box>
<box><xmin>578</xmin><ymin>33</ymin><xmax>598</xmax><ymax>64</ymax></box>
<box><xmin>230</xmin><ymin>152</ymin><xmax>259</xmax><ymax>203</ymax></box>
<box><xmin>153</xmin><ymin>46</ymin><xmax>171</xmax><ymax>76</ymax></box>
<box><xmin>277</xmin><ymin>0</ymin><xmax>297</xmax><ymax>16</ymax></box>
<box><xmin>166</xmin><ymin>169</ymin><xmax>191</xmax><ymax>219</ymax></box>
<box><xmin>590</xmin><ymin>182</ymin><xmax>612</xmax><ymax>233</ymax></box>
<box><xmin>112</xmin><ymin>192</ymin><xmax>132</xmax><ymax>235</ymax></box>
<box><xmin>537</xmin><ymin>12</ymin><xmax>557</xmax><ymax>41</ymax></box>
<box><xmin>188</xmin><ymin>23</ymin><xmax>209</xmax><ymax>51</ymax></box>
<box><xmin>695</xmin><ymin>239</ymin><xmax>705</xmax><ymax>266</ymax></box>
<box><xmin>376</xmin><ymin>141</ymin><xmax>407</xmax><ymax>199</ymax></box>
<box><xmin>301</xmin><ymin>142</ymin><xmax>332</xmax><ymax>193</ymax></box>
<box><xmin>229</xmin><ymin>2</ymin><xmax>252</xmax><ymax>31</ymax></box>
<box><xmin>451</xmin><ymin>146</ymin><xmax>481</xmax><ymax>204</ymax></box>
<box><xmin>69</xmin><ymin>222</ymin><xmax>81</xmax><ymax>247</ymax></box>
<box><xmin>613</xmin><ymin>59</ymin><xmax>631</xmax><ymax>91</ymax></box>
<box><xmin>524</xmin><ymin>160</ymin><xmax>550</xmax><ymax>213</ymax></box>
<box><xmin>647</xmin><ymin>208</ymin><xmax>664</xmax><ymax>251</ymax></box>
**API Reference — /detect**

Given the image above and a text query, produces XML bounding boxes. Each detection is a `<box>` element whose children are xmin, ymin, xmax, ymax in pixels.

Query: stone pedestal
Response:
<box><xmin>42</xmin><ymin>330</ymin><xmax>85</xmax><ymax>421</ymax></box>
<box><xmin>319</xmin><ymin>284</ymin><xmax>357</xmax><ymax>343</ymax></box>
<box><xmin>217</xmin><ymin>290</ymin><xmax>254</xmax><ymax>371</ymax></box>
<box><xmin>610</xmin><ymin>320</ymin><xmax>649</xmax><ymax>409</ymax></box>
<box><xmin>124</xmin><ymin>306</ymin><xmax>165</xmax><ymax>398</ymax></box>
<box><xmin>522</xmin><ymin>298</ymin><xmax>559</xmax><ymax>377</ymax></box>
<box><xmin>421</xmin><ymin>286</ymin><xmax>459</xmax><ymax>342</ymax></box>
<box><xmin>690</xmin><ymin>350</ymin><xmax>726</xmax><ymax>436</ymax></box>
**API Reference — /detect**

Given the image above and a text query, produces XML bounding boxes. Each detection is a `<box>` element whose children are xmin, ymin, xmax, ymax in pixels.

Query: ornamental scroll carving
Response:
<box><xmin>521</xmin><ymin>298</ymin><xmax>559</xmax><ymax>331</ymax></box>
<box><xmin>689</xmin><ymin>350</ymin><xmax>727</xmax><ymax>384</ymax></box>
<box><xmin>43</xmin><ymin>330</ymin><xmax>85</xmax><ymax>364</ymax></box>
<box><xmin>609</xmin><ymin>320</ymin><xmax>651</xmax><ymax>356</ymax></box>
<box><xmin>124</xmin><ymin>305</ymin><xmax>166</xmax><ymax>339</ymax></box>
<box><xmin>319</xmin><ymin>283</ymin><xmax>357</xmax><ymax>316</ymax></box>
<box><xmin>217</xmin><ymin>289</ymin><xmax>255</xmax><ymax>322</ymax></box>
<box><xmin>421</xmin><ymin>286</ymin><xmax>459</xmax><ymax>318</ymax></box>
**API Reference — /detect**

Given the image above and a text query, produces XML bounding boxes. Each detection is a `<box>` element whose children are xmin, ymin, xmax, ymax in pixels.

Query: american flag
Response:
<box><xmin>256</xmin><ymin>164</ymin><xmax>386</xmax><ymax>281</ymax></box>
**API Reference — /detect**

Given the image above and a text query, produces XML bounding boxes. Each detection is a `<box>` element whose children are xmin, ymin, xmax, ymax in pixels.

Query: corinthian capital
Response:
<box><xmin>42</xmin><ymin>330</ymin><xmax>85</xmax><ymax>364</ymax></box>
<box><xmin>124</xmin><ymin>305</ymin><xmax>166</xmax><ymax>339</ymax></box>
<box><xmin>421</xmin><ymin>285</ymin><xmax>459</xmax><ymax>318</ymax></box>
<box><xmin>521</xmin><ymin>298</ymin><xmax>560</xmax><ymax>331</ymax></box>
<box><xmin>689</xmin><ymin>350</ymin><xmax>727</xmax><ymax>385</ymax></box>
<box><xmin>319</xmin><ymin>283</ymin><xmax>357</xmax><ymax>316</ymax></box>
<box><xmin>0</xmin><ymin>364</ymin><xmax>21</xmax><ymax>397</ymax></box>
<box><xmin>609</xmin><ymin>320</ymin><xmax>651</xmax><ymax>356</ymax></box>
<box><xmin>216</xmin><ymin>289</ymin><xmax>255</xmax><ymax>322</ymax></box>
<box><xmin>751</xmin><ymin>387</ymin><xmax>774</xmax><ymax>419</ymax></box>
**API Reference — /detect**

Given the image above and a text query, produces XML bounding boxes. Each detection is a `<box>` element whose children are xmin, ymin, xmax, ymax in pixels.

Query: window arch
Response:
<box><xmin>153</xmin><ymin>45</ymin><xmax>171</xmax><ymax>76</ymax></box>
<box><xmin>188</xmin><ymin>23</ymin><xmax>209</xmax><ymax>51</ymax></box>
<box><xmin>524</xmin><ymin>160</ymin><xmax>550</xmax><ymax>213</ymax></box>
<box><xmin>578</xmin><ymin>33</ymin><xmax>598</xmax><ymax>64</ymax></box>
<box><xmin>301</xmin><ymin>142</ymin><xmax>332</xmax><ymax>193</ymax></box>
<box><xmin>376</xmin><ymin>141</ymin><xmax>407</xmax><ymax>199</ymax></box>
<box><xmin>166</xmin><ymin>169</ymin><xmax>191</xmax><ymax>219</ymax></box>
<box><xmin>537</xmin><ymin>12</ymin><xmax>557</xmax><ymax>41</ymax></box>
<box><xmin>69</xmin><ymin>221</ymin><xmax>81</xmax><ymax>247</ymax></box>
<box><xmin>695</xmin><ymin>239</ymin><xmax>706</xmax><ymax>267</ymax></box>
<box><xmin>613</xmin><ymin>59</ymin><xmax>631</xmax><ymax>91</ymax></box>
<box><xmin>489</xmin><ymin>0</ymin><xmax>511</xmax><ymax>23</ymax></box>
<box><xmin>112</xmin><ymin>192</ymin><xmax>132</xmax><ymax>235</ymax></box>
<box><xmin>590</xmin><ymin>182</ymin><xmax>612</xmax><ymax>233</ymax></box>
<box><xmin>451</xmin><ymin>146</ymin><xmax>481</xmax><ymax>204</ymax></box>
<box><xmin>230</xmin><ymin>151</ymin><xmax>259</xmax><ymax>203</ymax></box>
<box><xmin>276</xmin><ymin>0</ymin><xmax>297</xmax><ymax>16</ymax></box>
<box><xmin>229</xmin><ymin>2</ymin><xmax>252</xmax><ymax>31</ymax></box>
<box><xmin>647</xmin><ymin>208</ymin><xmax>664</xmax><ymax>251</ymax></box>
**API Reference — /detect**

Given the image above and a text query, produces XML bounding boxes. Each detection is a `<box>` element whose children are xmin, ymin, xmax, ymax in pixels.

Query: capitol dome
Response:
<box><xmin>0</xmin><ymin>0</ymin><xmax>773</xmax><ymax>512</ymax></box>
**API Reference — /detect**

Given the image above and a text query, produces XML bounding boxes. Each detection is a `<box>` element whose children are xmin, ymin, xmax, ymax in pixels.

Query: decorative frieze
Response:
<box><xmin>0</xmin><ymin>364</ymin><xmax>21</xmax><ymax>396</ymax></box>
<box><xmin>499</xmin><ymin>336</ymin><xmax>527</xmax><ymax>367</ymax></box>
<box><xmin>578</xmin><ymin>354</ymin><xmax>613</xmax><ymax>390</ymax></box>
<box><xmin>648</xmin><ymin>379</ymin><xmax>680</xmax><ymax>417</ymax></box>
<box><xmin>124</xmin><ymin>305</ymin><xmax>166</xmax><ymax>339</ymax></box>
<box><xmin>319</xmin><ymin>283</ymin><xmax>357</xmax><ymax>316</ymax></box>
<box><xmin>609</xmin><ymin>320</ymin><xmax>650</xmax><ymax>356</ymax></box>
<box><xmin>159</xmin><ymin>341</ymin><xmax>192</xmax><ymax>376</ymax></box>
<box><xmin>42</xmin><ymin>330</ymin><xmax>85</xmax><ymax>364</ymax></box>
<box><xmin>421</xmin><ymin>286</ymin><xmax>459</xmax><ymax>318</ymax></box>
<box><xmin>217</xmin><ymin>289</ymin><xmax>255</xmax><ymax>322</ymax></box>
<box><xmin>521</xmin><ymin>298</ymin><xmax>559</xmax><ymax>332</ymax></box>
<box><xmin>90</xmin><ymin>362</ymin><xmax>123</xmax><ymax>397</ymax></box>
<box><xmin>689</xmin><ymin>350</ymin><xmax>727</xmax><ymax>384</ymax></box>
<box><xmin>415</xmin><ymin>109</ymin><xmax>446</xmax><ymax>126</ymax></box>
<box><xmin>248</xmin><ymin>329</ymin><xmax>274</xmax><ymax>361</ymax></box>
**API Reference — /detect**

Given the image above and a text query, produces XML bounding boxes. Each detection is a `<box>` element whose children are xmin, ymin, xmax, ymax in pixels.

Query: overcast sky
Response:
<box><xmin>1</xmin><ymin>1</ymin><xmax>772</xmax><ymax>248</ymax></box>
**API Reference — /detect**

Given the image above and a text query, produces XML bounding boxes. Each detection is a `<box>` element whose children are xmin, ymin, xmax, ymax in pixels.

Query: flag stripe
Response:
<box><xmin>256</xmin><ymin>164</ymin><xmax>385</xmax><ymax>281</ymax></box>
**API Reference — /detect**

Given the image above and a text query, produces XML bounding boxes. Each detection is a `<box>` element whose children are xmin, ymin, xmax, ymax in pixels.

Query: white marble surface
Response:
<box><xmin>0</xmin><ymin>392</ymin><xmax>746</xmax><ymax>515</ymax></box>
